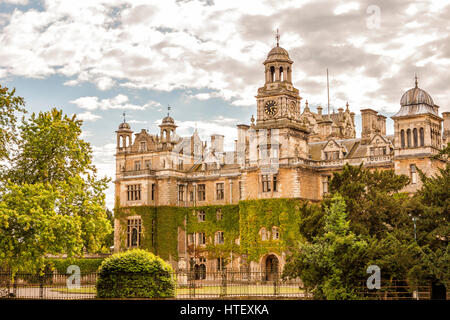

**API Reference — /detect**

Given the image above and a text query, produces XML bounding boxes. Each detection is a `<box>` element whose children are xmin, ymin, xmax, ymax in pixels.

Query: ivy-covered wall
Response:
<box><xmin>115</xmin><ymin>198</ymin><xmax>318</xmax><ymax>263</ymax></box>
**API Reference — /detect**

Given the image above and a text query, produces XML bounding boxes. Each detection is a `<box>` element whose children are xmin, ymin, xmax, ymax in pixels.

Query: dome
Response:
<box><xmin>400</xmin><ymin>87</ymin><xmax>434</xmax><ymax>106</ymax></box>
<box><xmin>118</xmin><ymin>122</ymin><xmax>131</xmax><ymax>130</ymax></box>
<box><xmin>162</xmin><ymin>115</ymin><xmax>175</xmax><ymax>124</ymax></box>
<box><xmin>393</xmin><ymin>79</ymin><xmax>439</xmax><ymax>118</ymax></box>
<box><xmin>264</xmin><ymin>46</ymin><xmax>292</xmax><ymax>64</ymax></box>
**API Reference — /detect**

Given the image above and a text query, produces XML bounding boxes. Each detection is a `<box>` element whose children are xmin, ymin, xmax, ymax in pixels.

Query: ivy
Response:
<box><xmin>116</xmin><ymin>198</ymin><xmax>321</xmax><ymax>264</ymax></box>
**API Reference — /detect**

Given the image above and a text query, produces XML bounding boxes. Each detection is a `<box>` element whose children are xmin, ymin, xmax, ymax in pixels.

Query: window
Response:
<box><xmin>151</xmin><ymin>183</ymin><xmax>155</xmax><ymax>200</ymax></box>
<box><xmin>189</xmin><ymin>191</ymin><xmax>194</xmax><ymax>202</ymax></box>
<box><xmin>145</xmin><ymin>160</ymin><xmax>151</xmax><ymax>169</ymax></box>
<box><xmin>215</xmin><ymin>231</ymin><xmax>224</xmax><ymax>245</ymax></box>
<box><xmin>419</xmin><ymin>128</ymin><xmax>424</xmax><ymax>146</ymax></box>
<box><xmin>197</xmin><ymin>184</ymin><xmax>206</xmax><ymax>201</ymax></box>
<box><xmin>178</xmin><ymin>185</ymin><xmax>185</xmax><ymax>201</ymax></box>
<box><xmin>216</xmin><ymin>209</ymin><xmax>222</xmax><ymax>221</ymax></box>
<box><xmin>273</xmin><ymin>175</ymin><xmax>278</xmax><ymax>192</ymax></box>
<box><xmin>410</xmin><ymin>164</ymin><xmax>418</xmax><ymax>184</ymax></box>
<box><xmin>197</xmin><ymin>232</ymin><xmax>206</xmax><ymax>245</ymax></box>
<box><xmin>407</xmin><ymin>129</ymin><xmax>411</xmax><ymax>148</ymax></box>
<box><xmin>217</xmin><ymin>257</ymin><xmax>226</xmax><ymax>271</ymax></box>
<box><xmin>139</xmin><ymin>141</ymin><xmax>147</xmax><ymax>152</ymax></box>
<box><xmin>413</xmin><ymin>128</ymin><xmax>418</xmax><ymax>147</ymax></box>
<box><xmin>127</xmin><ymin>184</ymin><xmax>141</xmax><ymax>201</ymax></box>
<box><xmin>134</xmin><ymin>160</ymin><xmax>141</xmax><ymax>170</ymax></box>
<box><xmin>262</xmin><ymin>175</ymin><xmax>271</xmax><ymax>192</ymax></box>
<box><xmin>187</xmin><ymin>233</ymin><xmax>194</xmax><ymax>245</ymax></box>
<box><xmin>261</xmin><ymin>227</ymin><xmax>268</xmax><ymax>241</ymax></box>
<box><xmin>324</xmin><ymin>151</ymin><xmax>340</xmax><ymax>160</ymax></box>
<box><xmin>322</xmin><ymin>176</ymin><xmax>329</xmax><ymax>195</ymax></box>
<box><xmin>272</xmin><ymin>227</ymin><xmax>279</xmax><ymax>240</ymax></box>
<box><xmin>401</xmin><ymin>130</ymin><xmax>405</xmax><ymax>148</ymax></box>
<box><xmin>178</xmin><ymin>159</ymin><xmax>183</xmax><ymax>170</ymax></box>
<box><xmin>127</xmin><ymin>218</ymin><xmax>142</xmax><ymax>248</ymax></box>
<box><xmin>197</xmin><ymin>210</ymin><xmax>205</xmax><ymax>222</ymax></box>
<box><xmin>216</xmin><ymin>183</ymin><xmax>224</xmax><ymax>200</ymax></box>
<box><xmin>270</xmin><ymin>66</ymin><xmax>275</xmax><ymax>82</ymax></box>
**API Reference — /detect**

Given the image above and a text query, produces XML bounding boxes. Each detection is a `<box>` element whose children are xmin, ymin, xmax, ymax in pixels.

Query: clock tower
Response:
<box><xmin>254</xmin><ymin>32</ymin><xmax>309</xmax><ymax>159</ymax></box>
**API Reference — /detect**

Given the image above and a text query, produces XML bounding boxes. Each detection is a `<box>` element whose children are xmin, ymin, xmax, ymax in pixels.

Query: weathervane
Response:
<box><xmin>275</xmin><ymin>28</ymin><xmax>280</xmax><ymax>47</ymax></box>
<box><xmin>167</xmin><ymin>104</ymin><xmax>171</xmax><ymax>116</ymax></box>
<box><xmin>414</xmin><ymin>73</ymin><xmax>418</xmax><ymax>88</ymax></box>
<box><xmin>122</xmin><ymin>111</ymin><xmax>126</xmax><ymax>123</ymax></box>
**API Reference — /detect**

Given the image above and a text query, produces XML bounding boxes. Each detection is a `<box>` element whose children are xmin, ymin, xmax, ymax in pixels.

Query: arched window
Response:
<box><xmin>272</xmin><ymin>227</ymin><xmax>279</xmax><ymax>240</ymax></box>
<box><xmin>413</xmin><ymin>128</ymin><xmax>418</xmax><ymax>147</ymax></box>
<box><xmin>401</xmin><ymin>130</ymin><xmax>405</xmax><ymax>148</ymax></box>
<box><xmin>280</xmin><ymin>67</ymin><xmax>284</xmax><ymax>81</ymax></box>
<box><xmin>407</xmin><ymin>129</ymin><xmax>411</xmax><ymax>148</ymax></box>
<box><xmin>270</xmin><ymin>66</ymin><xmax>275</xmax><ymax>82</ymax></box>
<box><xmin>419</xmin><ymin>128</ymin><xmax>424</xmax><ymax>146</ymax></box>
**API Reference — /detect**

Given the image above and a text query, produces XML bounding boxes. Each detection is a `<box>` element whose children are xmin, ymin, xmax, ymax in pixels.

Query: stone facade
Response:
<box><xmin>114</xmin><ymin>42</ymin><xmax>448</xmax><ymax>276</ymax></box>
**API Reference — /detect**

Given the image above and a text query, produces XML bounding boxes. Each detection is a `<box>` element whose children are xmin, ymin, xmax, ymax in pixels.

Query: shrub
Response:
<box><xmin>96</xmin><ymin>249</ymin><xmax>175</xmax><ymax>298</ymax></box>
<box><xmin>46</xmin><ymin>258</ymin><xmax>104</xmax><ymax>274</ymax></box>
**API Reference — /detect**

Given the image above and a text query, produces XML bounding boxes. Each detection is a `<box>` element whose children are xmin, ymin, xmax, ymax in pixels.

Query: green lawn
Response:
<box><xmin>52</xmin><ymin>285</ymin><xmax>303</xmax><ymax>296</ymax></box>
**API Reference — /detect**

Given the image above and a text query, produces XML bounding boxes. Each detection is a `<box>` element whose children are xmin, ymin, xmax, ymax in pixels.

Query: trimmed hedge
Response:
<box><xmin>46</xmin><ymin>258</ymin><xmax>104</xmax><ymax>273</ymax></box>
<box><xmin>96</xmin><ymin>249</ymin><xmax>175</xmax><ymax>298</ymax></box>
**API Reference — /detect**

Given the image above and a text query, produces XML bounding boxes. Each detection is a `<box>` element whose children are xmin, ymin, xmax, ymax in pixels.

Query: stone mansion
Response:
<box><xmin>113</xmin><ymin>40</ymin><xmax>449</xmax><ymax>278</ymax></box>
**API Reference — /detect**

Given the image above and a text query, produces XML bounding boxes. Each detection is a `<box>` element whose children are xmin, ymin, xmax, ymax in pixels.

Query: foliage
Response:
<box><xmin>46</xmin><ymin>258</ymin><xmax>105</xmax><ymax>273</ymax></box>
<box><xmin>283</xmin><ymin>194</ymin><xmax>369</xmax><ymax>300</ymax></box>
<box><xmin>0</xmin><ymin>182</ymin><xmax>83</xmax><ymax>274</ymax></box>
<box><xmin>328</xmin><ymin>163</ymin><xmax>411</xmax><ymax>237</ymax></box>
<box><xmin>0</xmin><ymin>85</ymin><xmax>26</xmax><ymax>161</ymax></box>
<box><xmin>96</xmin><ymin>249</ymin><xmax>175</xmax><ymax>298</ymax></box>
<box><xmin>186</xmin><ymin>204</ymin><xmax>240</xmax><ymax>260</ymax></box>
<box><xmin>7</xmin><ymin>108</ymin><xmax>94</xmax><ymax>184</ymax></box>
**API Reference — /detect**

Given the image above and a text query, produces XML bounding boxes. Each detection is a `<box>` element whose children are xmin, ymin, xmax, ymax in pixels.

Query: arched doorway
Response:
<box><xmin>431</xmin><ymin>280</ymin><xmax>447</xmax><ymax>300</ymax></box>
<box><xmin>264</xmin><ymin>254</ymin><xmax>279</xmax><ymax>281</ymax></box>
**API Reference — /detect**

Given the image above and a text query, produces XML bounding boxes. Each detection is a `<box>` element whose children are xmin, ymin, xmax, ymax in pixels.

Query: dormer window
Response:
<box><xmin>139</xmin><ymin>141</ymin><xmax>147</xmax><ymax>152</ymax></box>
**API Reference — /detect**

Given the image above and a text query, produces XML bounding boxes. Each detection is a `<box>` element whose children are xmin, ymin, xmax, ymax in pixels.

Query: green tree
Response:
<box><xmin>284</xmin><ymin>194</ymin><xmax>368</xmax><ymax>299</ymax></box>
<box><xmin>0</xmin><ymin>182</ymin><xmax>83</xmax><ymax>274</ymax></box>
<box><xmin>0</xmin><ymin>85</ymin><xmax>26</xmax><ymax>161</ymax></box>
<box><xmin>328</xmin><ymin>163</ymin><xmax>411</xmax><ymax>237</ymax></box>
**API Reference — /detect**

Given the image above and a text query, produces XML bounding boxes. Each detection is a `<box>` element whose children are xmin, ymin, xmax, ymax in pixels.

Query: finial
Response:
<box><xmin>305</xmin><ymin>100</ymin><xmax>309</xmax><ymax>110</ymax></box>
<box><xmin>251</xmin><ymin>115</ymin><xmax>255</xmax><ymax>124</ymax></box>
<box><xmin>167</xmin><ymin>104</ymin><xmax>171</xmax><ymax>116</ymax></box>
<box><xmin>346</xmin><ymin>101</ymin><xmax>349</xmax><ymax>111</ymax></box>
<box><xmin>122</xmin><ymin>111</ymin><xmax>126</xmax><ymax>123</ymax></box>
<box><xmin>275</xmin><ymin>29</ymin><xmax>280</xmax><ymax>47</ymax></box>
<box><xmin>414</xmin><ymin>73</ymin><xmax>418</xmax><ymax>88</ymax></box>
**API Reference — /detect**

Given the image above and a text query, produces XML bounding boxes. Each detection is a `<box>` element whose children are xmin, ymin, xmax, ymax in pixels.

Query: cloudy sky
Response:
<box><xmin>1</xmin><ymin>0</ymin><xmax>449</xmax><ymax>208</ymax></box>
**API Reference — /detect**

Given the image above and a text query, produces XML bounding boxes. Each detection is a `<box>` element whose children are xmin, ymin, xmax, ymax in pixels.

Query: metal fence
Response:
<box><xmin>0</xmin><ymin>271</ymin><xmax>442</xmax><ymax>300</ymax></box>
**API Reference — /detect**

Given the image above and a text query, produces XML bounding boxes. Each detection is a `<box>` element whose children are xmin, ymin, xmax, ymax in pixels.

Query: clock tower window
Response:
<box><xmin>280</xmin><ymin>67</ymin><xmax>284</xmax><ymax>81</ymax></box>
<box><xmin>270</xmin><ymin>66</ymin><xmax>275</xmax><ymax>82</ymax></box>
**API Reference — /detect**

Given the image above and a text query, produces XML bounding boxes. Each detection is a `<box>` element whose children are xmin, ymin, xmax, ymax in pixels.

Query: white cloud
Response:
<box><xmin>77</xmin><ymin>111</ymin><xmax>102</xmax><ymax>122</ymax></box>
<box><xmin>0</xmin><ymin>0</ymin><xmax>449</xmax><ymax>113</ymax></box>
<box><xmin>0</xmin><ymin>0</ymin><xmax>29</xmax><ymax>5</ymax></box>
<box><xmin>91</xmin><ymin>142</ymin><xmax>116</xmax><ymax>209</ymax></box>
<box><xmin>70</xmin><ymin>94</ymin><xmax>161</xmax><ymax>111</ymax></box>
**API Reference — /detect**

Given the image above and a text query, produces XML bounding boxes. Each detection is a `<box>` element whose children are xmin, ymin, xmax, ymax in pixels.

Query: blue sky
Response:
<box><xmin>1</xmin><ymin>0</ymin><xmax>449</xmax><ymax>208</ymax></box>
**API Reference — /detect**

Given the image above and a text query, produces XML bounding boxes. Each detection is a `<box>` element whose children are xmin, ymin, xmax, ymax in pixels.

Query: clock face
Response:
<box><xmin>264</xmin><ymin>100</ymin><xmax>278</xmax><ymax>117</ymax></box>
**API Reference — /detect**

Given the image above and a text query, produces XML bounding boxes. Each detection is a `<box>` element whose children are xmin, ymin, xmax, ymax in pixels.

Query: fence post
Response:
<box><xmin>189</xmin><ymin>270</ymin><xmax>195</xmax><ymax>298</ymax></box>
<box><xmin>220</xmin><ymin>269</ymin><xmax>227</xmax><ymax>298</ymax></box>
<box><xmin>273</xmin><ymin>273</ymin><xmax>279</xmax><ymax>297</ymax></box>
<box><xmin>39</xmin><ymin>274</ymin><xmax>44</xmax><ymax>299</ymax></box>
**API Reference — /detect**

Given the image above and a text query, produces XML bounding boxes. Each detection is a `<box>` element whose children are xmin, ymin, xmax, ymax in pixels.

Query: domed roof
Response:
<box><xmin>400</xmin><ymin>87</ymin><xmax>434</xmax><ymax>106</ymax></box>
<box><xmin>264</xmin><ymin>45</ymin><xmax>292</xmax><ymax>64</ymax></box>
<box><xmin>393</xmin><ymin>77</ymin><xmax>439</xmax><ymax>118</ymax></box>
<box><xmin>162</xmin><ymin>115</ymin><xmax>175</xmax><ymax>124</ymax></box>
<box><xmin>118</xmin><ymin>121</ymin><xmax>131</xmax><ymax>130</ymax></box>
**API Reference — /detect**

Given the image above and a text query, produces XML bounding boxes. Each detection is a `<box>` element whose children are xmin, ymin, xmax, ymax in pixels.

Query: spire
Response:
<box><xmin>346</xmin><ymin>101</ymin><xmax>349</xmax><ymax>111</ymax></box>
<box><xmin>167</xmin><ymin>104</ymin><xmax>171</xmax><ymax>117</ymax></box>
<box><xmin>122</xmin><ymin>111</ymin><xmax>126</xmax><ymax>123</ymax></box>
<box><xmin>304</xmin><ymin>100</ymin><xmax>310</xmax><ymax>111</ymax></box>
<box><xmin>275</xmin><ymin>28</ymin><xmax>280</xmax><ymax>47</ymax></box>
<box><xmin>414</xmin><ymin>73</ymin><xmax>418</xmax><ymax>88</ymax></box>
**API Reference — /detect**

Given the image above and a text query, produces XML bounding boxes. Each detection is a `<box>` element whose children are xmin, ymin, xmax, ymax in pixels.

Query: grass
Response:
<box><xmin>51</xmin><ymin>285</ymin><xmax>304</xmax><ymax>296</ymax></box>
